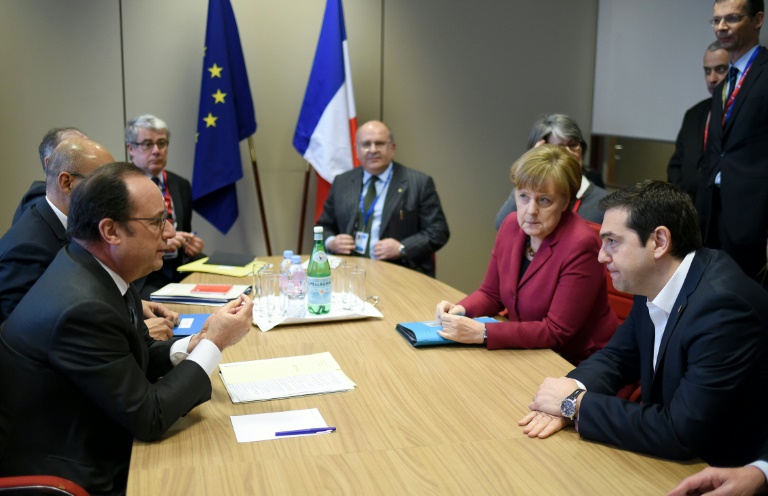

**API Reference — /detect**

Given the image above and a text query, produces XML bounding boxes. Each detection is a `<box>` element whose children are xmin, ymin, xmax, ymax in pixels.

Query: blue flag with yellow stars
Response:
<box><xmin>192</xmin><ymin>0</ymin><xmax>256</xmax><ymax>234</ymax></box>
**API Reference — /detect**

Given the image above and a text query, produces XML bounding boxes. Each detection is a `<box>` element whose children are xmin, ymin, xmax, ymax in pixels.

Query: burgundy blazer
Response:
<box><xmin>459</xmin><ymin>210</ymin><xmax>618</xmax><ymax>364</ymax></box>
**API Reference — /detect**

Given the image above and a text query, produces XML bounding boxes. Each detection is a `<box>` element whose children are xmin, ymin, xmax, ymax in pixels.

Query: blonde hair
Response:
<box><xmin>510</xmin><ymin>144</ymin><xmax>581</xmax><ymax>202</ymax></box>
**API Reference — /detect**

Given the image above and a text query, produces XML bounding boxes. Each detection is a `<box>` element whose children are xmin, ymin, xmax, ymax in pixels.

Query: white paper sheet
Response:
<box><xmin>230</xmin><ymin>408</ymin><xmax>331</xmax><ymax>443</ymax></box>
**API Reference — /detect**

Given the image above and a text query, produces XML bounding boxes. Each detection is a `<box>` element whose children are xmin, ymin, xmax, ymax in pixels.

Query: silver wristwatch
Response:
<box><xmin>560</xmin><ymin>388</ymin><xmax>585</xmax><ymax>420</ymax></box>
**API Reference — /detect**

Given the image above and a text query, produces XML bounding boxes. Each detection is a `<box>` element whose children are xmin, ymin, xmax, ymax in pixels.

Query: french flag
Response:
<box><xmin>293</xmin><ymin>0</ymin><xmax>359</xmax><ymax>222</ymax></box>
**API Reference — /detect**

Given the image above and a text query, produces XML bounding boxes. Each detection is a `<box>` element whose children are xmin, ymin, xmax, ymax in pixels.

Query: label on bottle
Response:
<box><xmin>307</xmin><ymin>276</ymin><xmax>331</xmax><ymax>306</ymax></box>
<box><xmin>312</xmin><ymin>251</ymin><xmax>328</xmax><ymax>264</ymax></box>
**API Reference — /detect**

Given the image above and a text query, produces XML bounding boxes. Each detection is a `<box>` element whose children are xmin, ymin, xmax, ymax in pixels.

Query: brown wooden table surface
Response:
<box><xmin>127</xmin><ymin>256</ymin><xmax>705</xmax><ymax>495</ymax></box>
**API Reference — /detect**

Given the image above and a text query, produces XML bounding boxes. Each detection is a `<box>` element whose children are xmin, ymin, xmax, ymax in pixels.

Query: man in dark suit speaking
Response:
<box><xmin>317</xmin><ymin>120</ymin><xmax>450</xmax><ymax>277</ymax></box>
<box><xmin>519</xmin><ymin>181</ymin><xmax>768</xmax><ymax>467</ymax></box>
<box><xmin>0</xmin><ymin>162</ymin><xmax>253</xmax><ymax>495</ymax></box>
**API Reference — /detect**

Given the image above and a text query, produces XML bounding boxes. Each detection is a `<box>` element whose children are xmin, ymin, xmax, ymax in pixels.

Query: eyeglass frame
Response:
<box><xmin>124</xmin><ymin>211</ymin><xmax>172</xmax><ymax>230</ymax></box>
<box><xmin>130</xmin><ymin>139</ymin><xmax>170</xmax><ymax>152</ymax></box>
<box><xmin>709</xmin><ymin>13</ymin><xmax>750</xmax><ymax>27</ymax></box>
<box><xmin>357</xmin><ymin>140</ymin><xmax>392</xmax><ymax>151</ymax></box>
<box><xmin>67</xmin><ymin>171</ymin><xmax>87</xmax><ymax>179</ymax></box>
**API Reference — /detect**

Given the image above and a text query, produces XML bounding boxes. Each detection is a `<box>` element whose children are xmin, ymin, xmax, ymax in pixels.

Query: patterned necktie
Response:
<box><xmin>363</xmin><ymin>176</ymin><xmax>379</xmax><ymax>225</ymax></box>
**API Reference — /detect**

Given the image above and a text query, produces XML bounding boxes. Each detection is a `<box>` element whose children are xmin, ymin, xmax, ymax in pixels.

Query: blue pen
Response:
<box><xmin>275</xmin><ymin>426</ymin><xmax>336</xmax><ymax>437</ymax></box>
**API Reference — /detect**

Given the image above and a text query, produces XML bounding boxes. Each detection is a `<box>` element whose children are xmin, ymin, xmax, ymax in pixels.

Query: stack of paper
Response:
<box><xmin>150</xmin><ymin>283</ymin><xmax>250</xmax><ymax>305</ymax></box>
<box><xmin>253</xmin><ymin>301</ymin><xmax>383</xmax><ymax>332</ymax></box>
<box><xmin>219</xmin><ymin>352</ymin><xmax>356</xmax><ymax>403</ymax></box>
<box><xmin>177</xmin><ymin>256</ymin><xmax>264</xmax><ymax>278</ymax></box>
<box><xmin>230</xmin><ymin>408</ymin><xmax>333</xmax><ymax>443</ymax></box>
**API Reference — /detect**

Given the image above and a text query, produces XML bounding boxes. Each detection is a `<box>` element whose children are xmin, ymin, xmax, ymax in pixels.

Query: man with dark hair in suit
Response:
<box><xmin>12</xmin><ymin>126</ymin><xmax>87</xmax><ymax>224</ymax></box>
<box><xmin>697</xmin><ymin>0</ymin><xmax>768</xmax><ymax>286</ymax></box>
<box><xmin>519</xmin><ymin>180</ymin><xmax>768</xmax><ymax>467</ymax></box>
<box><xmin>125</xmin><ymin>114</ymin><xmax>205</xmax><ymax>298</ymax></box>
<box><xmin>667</xmin><ymin>41</ymin><xmax>729</xmax><ymax>201</ymax></box>
<box><xmin>0</xmin><ymin>162</ymin><xmax>253</xmax><ymax>495</ymax></box>
<box><xmin>317</xmin><ymin>120</ymin><xmax>450</xmax><ymax>277</ymax></box>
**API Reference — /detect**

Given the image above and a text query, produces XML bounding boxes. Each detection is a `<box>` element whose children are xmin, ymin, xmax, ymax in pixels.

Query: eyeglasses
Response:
<box><xmin>131</xmin><ymin>139</ymin><xmax>169</xmax><ymax>151</ymax></box>
<box><xmin>67</xmin><ymin>171</ymin><xmax>86</xmax><ymax>179</ymax></box>
<box><xmin>357</xmin><ymin>141</ymin><xmax>391</xmax><ymax>151</ymax></box>
<box><xmin>125</xmin><ymin>211</ymin><xmax>171</xmax><ymax>230</ymax></box>
<box><xmin>709</xmin><ymin>13</ymin><xmax>749</xmax><ymax>26</ymax></box>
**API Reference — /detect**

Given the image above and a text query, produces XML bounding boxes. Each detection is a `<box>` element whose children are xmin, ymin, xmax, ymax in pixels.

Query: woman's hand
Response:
<box><xmin>437</xmin><ymin>312</ymin><xmax>484</xmax><ymax>344</ymax></box>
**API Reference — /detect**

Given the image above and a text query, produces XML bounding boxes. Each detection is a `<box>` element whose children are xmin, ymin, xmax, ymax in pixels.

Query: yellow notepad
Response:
<box><xmin>177</xmin><ymin>256</ymin><xmax>265</xmax><ymax>278</ymax></box>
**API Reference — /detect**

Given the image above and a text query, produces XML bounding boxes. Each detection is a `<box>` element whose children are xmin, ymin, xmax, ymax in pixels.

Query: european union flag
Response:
<box><xmin>192</xmin><ymin>0</ymin><xmax>256</xmax><ymax>234</ymax></box>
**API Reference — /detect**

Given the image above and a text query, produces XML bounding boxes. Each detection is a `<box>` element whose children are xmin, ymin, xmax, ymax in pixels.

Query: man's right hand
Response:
<box><xmin>200</xmin><ymin>295</ymin><xmax>253</xmax><ymax>351</ymax></box>
<box><xmin>328</xmin><ymin>234</ymin><xmax>355</xmax><ymax>254</ymax></box>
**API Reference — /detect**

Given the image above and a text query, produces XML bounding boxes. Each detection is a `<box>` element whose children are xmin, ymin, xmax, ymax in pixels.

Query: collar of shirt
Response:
<box><xmin>646</xmin><ymin>251</ymin><xmax>695</xmax><ymax>369</ymax></box>
<box><xmin>362</xmin><ymin>162</ymin><xmax>394</xmax><ymax>185</ymax></box>
<box><xmin>94</xmin><ymin>256</ymin><xmax>130</xmax><ymax>297</ymax></box>
<box><xmin>730</xmin><ymin>44</ymin><xmax>761</xmax><ymax>81</ymax></box>
<box><xmin>45</xmin><ymin>196</ymin><xmax>68</xmax><ymax>229</ymax></box>
<box><xmin>575</xmin><ymin>176</ymin><xmax>590</xmax><ymax>200</ymax></box>
<box><xmin>149</xmin><ymin>173</ymin><xmax>165</xmax><ymax>189</ymax></box>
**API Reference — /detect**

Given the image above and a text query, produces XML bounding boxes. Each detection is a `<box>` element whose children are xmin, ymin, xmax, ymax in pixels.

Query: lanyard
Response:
<box><xmin>358</xmin><ymin>170</ymin><xmax>392</xmax><ymax>228</ymax></box>
<box><xmin>722</xmin><ymin>46</ymin><xmax>762</xmax><ymax>127</ymax></box>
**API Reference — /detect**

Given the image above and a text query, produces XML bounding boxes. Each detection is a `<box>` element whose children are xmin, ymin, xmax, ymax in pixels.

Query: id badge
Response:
<box><xmin>354</xmin><ymin>231</ymin><xmax>369</xmax><ymax>254</ymax></box>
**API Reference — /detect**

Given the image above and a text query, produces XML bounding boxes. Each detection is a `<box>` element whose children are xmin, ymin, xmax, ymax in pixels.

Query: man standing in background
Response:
<box><xmin>696</xmin><ymin>0</ymin><xmax>768</xmax><ymax>286</ymax></box>
<box><xmin>667</xmin><ymin>41</ymin><xmax>729</xmax><ymax>201</ymax></box>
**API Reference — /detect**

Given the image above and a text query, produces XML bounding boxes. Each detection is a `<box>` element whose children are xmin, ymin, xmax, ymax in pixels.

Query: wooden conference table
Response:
<box><xmin>127</xmin><ymin>256</ymin><xmax>706</xmax><ymax>495</ymax></box>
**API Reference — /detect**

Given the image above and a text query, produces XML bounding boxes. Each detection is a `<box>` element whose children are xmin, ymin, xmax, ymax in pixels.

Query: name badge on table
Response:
<box><xmin>354</xmin><ymin>231</ymin><xmax>369</xmax><ymax>255</ymax></box>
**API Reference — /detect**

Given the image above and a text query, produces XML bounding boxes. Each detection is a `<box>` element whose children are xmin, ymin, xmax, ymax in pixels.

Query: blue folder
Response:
<box><xmin>395</xmin><ymin>317</ymin><xmax>498</xmax><ymax>347</ymax></box>
<box><xmin>173</xmin><ymin>314</ymin><xmax>210</xmax><ymax>336</ymax></box>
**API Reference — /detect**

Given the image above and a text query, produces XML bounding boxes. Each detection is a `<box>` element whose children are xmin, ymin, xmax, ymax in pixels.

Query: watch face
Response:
<box><xmin>561</xmin><ymin>399</ymin><xmax>576</xmax><ymax>419</ymax></box>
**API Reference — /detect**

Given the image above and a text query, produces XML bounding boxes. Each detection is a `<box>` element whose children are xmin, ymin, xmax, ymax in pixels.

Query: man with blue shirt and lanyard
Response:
<box><xmin>317</xmin><ymin>120</ymin><xmax>450</xmax><ymax>277</ymax></box>
<box><xmin>696</xmin><ymin>0</ymin><xmax>768</xmax><ymax>287</ymax></box>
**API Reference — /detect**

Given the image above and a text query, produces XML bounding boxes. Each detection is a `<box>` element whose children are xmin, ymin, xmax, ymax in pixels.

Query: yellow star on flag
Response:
<box><xmin>208</xmin><ymin>63</ymin><xmax>223</xmax><ymax>78</ymax></box>
<box><xmin>203</xmin><ymin>113</ymin><xmax>218</xmax><ymax>128</ymax></box>
<box><xmin>212</xmin><ymin>89</ymin><xmax>227</xmax><ymax>104</ymax></box>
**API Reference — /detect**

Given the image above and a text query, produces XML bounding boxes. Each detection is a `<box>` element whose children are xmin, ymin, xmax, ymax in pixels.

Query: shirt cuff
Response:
<box><xmin>187</xmin><ymin>339</ymin><xmax>223</xmax><ymax>376</ymax></box>
<box><xmin>169</xmin><ymin>337</ymin><xmax>222</xmax><ymax>376</ymax></box>
<box><xmin>325</xmin><ymin>235</ymin><xmax>336</xmax><ymax>252</ymax></box>
<box><xmin>748</xmin><ymin>460</ymin><xmax>768</xmax><ymax>487</ymax></box>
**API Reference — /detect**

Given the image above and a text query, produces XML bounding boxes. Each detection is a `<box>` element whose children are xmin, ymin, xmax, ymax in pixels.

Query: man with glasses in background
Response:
<box><xmin>696</xmin><ymin>0</ymin><xmax>768</xmax><ymax>288</ymax></box>
<box><xmin>667</xmin><ymin>41</ymin><xmax>729</xmax><ymax>202</ymax></box>
<box><xmin>125</xmin><ymin>114</ymin><xmax>205</xmax><ymax>298</ymax></box>
<box><xmin>317</xmin><ymin>120</ymin><xmax>450</xmax><ymax>277</ymax></box>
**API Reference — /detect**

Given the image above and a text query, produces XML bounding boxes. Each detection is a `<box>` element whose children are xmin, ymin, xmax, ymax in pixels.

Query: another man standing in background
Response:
<box><xmin>317</xmin><ymin>120</ymin><xmax>450</xmax><ymax>277</ymax></box>
<box><xmin>667</xmin><ymin>41</ymin><xmax>729</xmax><ymax>201</ymax></box>
<box><xmin>125</xmin><ymin>114</ymin><xmax>205</xmax><ymax>298</ymax></box>
<box><xmin>696</xmin><ymin>0</ymin><xmax>768</xmax><ymax>286</ymax></box>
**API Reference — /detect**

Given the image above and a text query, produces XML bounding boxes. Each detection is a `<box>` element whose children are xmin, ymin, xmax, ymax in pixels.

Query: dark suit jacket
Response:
<box><xmin>11</xmin><ymin>180</ymin><xmax>46</xmax><ymax>225</ymax></box>
<box><xmin>495</xmin><ymin>181</ymin><xmax>609</xmax><ymax>229</ymax></box>
<box><xmin>0</xmin><ymin>197</ymin><xmax>68</xmax><ymax>322</ymax></box>
<box><xmin>461</xmin><ymin>210</ymin><xmax>618</xmax><ymax>364</ymax></box>
<box><xmin>133</xmin><ymin>170</ymin><xmax>195</xmax><ymax>299</ymax></box>
<box><xmin>668</xmin><ymin>97</ymin><xmax>710</xmax><ymax>201</ymax></box>
<box><xmin>0</xmin><ymin>242</ymin><xmax>211</xmax><ymax>495</ymax></box>
<box><xmin>697</xmin><ymin>47</ymin><xmax>768</xmax><ymax>246</ymax></box>
<box><xmin>317</xmin><ymin>162</ymin><xmax>450</xmax><ymax>277</ymax></box>
<box><xmin>568</xmin><ymin>248</ymin><xmax>768</xmax><ymax>466</ymax></box>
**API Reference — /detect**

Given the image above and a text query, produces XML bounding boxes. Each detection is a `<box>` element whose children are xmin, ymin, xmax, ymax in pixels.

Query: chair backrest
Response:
<box><xmin>0</xmin><ymin>475</ymin><xmax>89</xmax><ymax>495</ymax></box>
<box><xmin>585</xmin><ymin>221</ymin><xmax>634</xmax><ymax>323</ymax></box>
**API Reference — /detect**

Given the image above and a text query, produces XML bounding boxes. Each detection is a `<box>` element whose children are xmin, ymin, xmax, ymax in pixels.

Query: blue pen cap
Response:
<box><xmin>283</xmin><ymin>250</ymin><xmax>294</xmax><ymax>259</ymax></box>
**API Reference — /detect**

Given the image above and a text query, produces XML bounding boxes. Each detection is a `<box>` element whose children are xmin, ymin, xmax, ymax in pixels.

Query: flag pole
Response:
<box><xmin>247</xmin><ymin>136</ymin><xmax>272</xmax><ymax>256</ymax></box>
<box><xmin>297</xmin><ymin>162</ymin><xmax>312</xmax><ymax>254</ymax></box>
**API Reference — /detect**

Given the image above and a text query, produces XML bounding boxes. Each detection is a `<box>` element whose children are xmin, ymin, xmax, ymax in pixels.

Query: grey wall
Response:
<box><xmin>0</xmin><ymin>0</ymin><xmax>598</xmax><ymax>295</ymax></box>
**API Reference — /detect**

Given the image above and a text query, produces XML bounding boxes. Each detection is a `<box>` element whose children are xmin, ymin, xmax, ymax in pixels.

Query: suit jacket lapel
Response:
<box><xmin>37</xmin><ymin>199</ymin><xmax>68</xmax><ymax>246</ymax></box>
<box><xmin>518</xmin><ymin>211</ymin><xmax>570</xmax><ymax>287</ymax></box>
<box><xmin>723</xmin><ymin>48</ymin><xmax>768</xmax><ymax>137</ymax></box>
<box><xmin>379</xmin><ymin>163</ymin><xmax>406</xmax><ymax>234</ymax></box>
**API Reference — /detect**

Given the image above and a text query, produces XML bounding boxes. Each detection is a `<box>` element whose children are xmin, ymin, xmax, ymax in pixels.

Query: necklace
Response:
<box><xmin>526</xmin><ymin>237</ymin><xmax>536</xmax><ymax>258</ymax></box>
